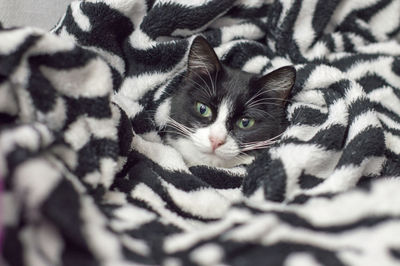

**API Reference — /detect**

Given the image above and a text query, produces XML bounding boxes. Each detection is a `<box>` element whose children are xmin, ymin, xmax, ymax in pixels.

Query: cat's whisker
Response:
<box><xmin>232</xmin><ymin>153</ymin><xmax>254</xmax><ymax>165</ymax></box>
<box><xmin>241</xmin><ymin>144</ymin><xmax>274</xmax><ymax>152</ymax></box>
<box><xmin>246</xmin><ymin>108</ymin><xmax>276</xmax><ymax>120</ymax></box>
<box><xmin>245</xmin><ymin>89</ymin><xmax>270</xmax><ymax>106</ymax></box>
<box><xmin>204</xmin><ymin>63</ymin><xmax>217</xmax><ymax>96</ymax></box>
<box><xmin>161</xmin><ymin>130</ymin><xmax>191</xmax><ymax>139</ymax></box>
<box><xmin>191</xmin><ymin>49</ymin><xmax>219</xmax><ymax>96</ymax></box>
<box><xmin>218</xmin><ymin>144</ymin><xmax>250</xmax><ymax>156</ymax></box>
<box><xmin>213</xmin><ymin>70</ymin><xmax>219</xmax><ymax>96</ymax></box>
<box><xmin>240</xmin><ymin>145</ymin><xmax>273</xmax><ymax>151</ymax></box>
<box><xmin>240</xmin><ymin>139</ymin><xmax>277</xmax><ymax>146</ymax></box>
<box><xmin>164</xmin><ymin>126</ymin><xmax>191</xmax><ymax>138</ymax></box>
<box><xmin>245</xmin><ymin>87</ymin><xmax>286</xmax><ymax>106</ymax></box>
<box><xmin>242</xmin><ymin>143</ymin><xmax>274</xmax><ymax>151</ymax></box>
<box><xmin>240</xmin><ymin>142</ymin><xmax>274</xmax><ymax>148</ymax></box>
<box><xmin>165</xmin><ymin>117</ymin><xmax>211</xmax><ymax>146</ymax></box>
<box><xmin>165</xmin><ymin>122</ymin><xmax>190</xmax><ymax>132</ymax></box>
<box><xmin>245</xmin><ymin>88</ymin><xmax>294</xmax><ymax>108</ymax></box>
<box><xmin>167</xmin><ymin>124</ymin><xmax>193</xmax><ymax>136</ymax></box>
<box><xmin>186</xmin><ymin>76</ymin><xmax>213</xmax><ymax>99</ymax></box>
<box><xmin>269</xmin><ymin>132</ymin><xmax>285</xmax><ymax>140</ymax></box>
<box><xmin>239</xmin><ymin>132</ymin><xmax>284</xmax><ymax>151</ymax></box>
<box><xmin>247</xmin><ymin>98</ymin><xmax>293</xmax><ymax>109</ymax></box>
<box><xmin>226</xmin><ymin>75</ymin><xmax>239</xmax><ymax>102</ymax></box>
<box><xmin>248</xmin><ymin>97</ymin><xmax>284</xmax><ymax>105</ymax></box>
<box><xmin>240</xmin><ymin>144</ymin><xmax>274</xmax><ymax>150</ymax></box>
<box><xmin>189</xmin><ymin>70</ymin><xmax>214</xmax><ymax>98</ymax></box>
<box><xmin>159</xmin><ymin>37</ymin><xmax>297</xmax><ymax>168</ymax></box>
<box><xmin>247</xmin><ymin>101</ymin><xmax>284</xmax><ymax>109</ymax></box>
<box><xmin>166</xmin><ymin>116</ymin><xmax>193</xmax><ymax>129</ymax></box>
<box><xmin>240</xmin><ymin>140</ymin><xmax>277</xmax><ymax>149</ymax></box>
<box><xmin>244</xmin><ymin>133</ymin><xmax>284</xmax><ymax>144</ymax></box>
<box><xmin>240</xmin><ymin>135</ymin><xmax>283</xmax><ymax>146</ymax></box>
<box><xmin>263</xmin><ymin>97</ymin><xmax>294</xmax><ymax>103</ymax></box>
<box><xmin>166</xmin><ymin>117</ymin><xmax>195</xmax><ymax>136</ymax></box>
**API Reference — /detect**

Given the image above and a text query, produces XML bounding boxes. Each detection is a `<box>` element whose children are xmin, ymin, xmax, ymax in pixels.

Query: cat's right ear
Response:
<box><xmin>187</xmin><ymin>36</ymin><xmax>221</xmax><ymax>76</ymax></box>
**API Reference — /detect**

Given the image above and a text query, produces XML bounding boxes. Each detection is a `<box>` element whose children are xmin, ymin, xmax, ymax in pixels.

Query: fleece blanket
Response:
<box><xmin>2</xmin><ymin>0</ymin><xmax>400</xmax><ymax>265</ymax></box>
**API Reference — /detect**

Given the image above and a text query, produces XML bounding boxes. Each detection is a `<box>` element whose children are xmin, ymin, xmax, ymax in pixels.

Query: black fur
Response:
<box><xmin>167</xmin><ymin>36</ymin><xmax>296</xmax><ymax>153</ymax></box>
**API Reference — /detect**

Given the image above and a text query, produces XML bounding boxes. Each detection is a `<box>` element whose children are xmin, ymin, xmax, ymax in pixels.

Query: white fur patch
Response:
<box><xmin>80</xmin><ymin>194</ymin><xmax>124</xmax><ymax>262</ymax></box>
<box><xmin>368</xmin><ymin>86</ymin><xmax>400</xmax><ymax>115</ymax></box>
<box><xmin>346</xmin><ymin>110</ymin><xmax>381</xmax><ymax>145</ymax></box>
<box><xmin>305</xmin><ymin>65</ymin><xmax>344</xmax><ymax>90</ymax></box>
<box><xmin>155</xmin><ymin>98</ymin><xmax>172</xmax><ymax>127</ymax></box>
<box><xmin>161</xmin><ymin>179</ymin><xmax>231</xmax><ymax>219</ymax></box>
<box><xmin>129</xmin><ymin>29</ymin><xmax>157</xmax><ymax>49</ymax></box>
<box><xmin>119</xmin><ymin>72</ymin><xmax>168</xmax><ymax>101</ymax></box>
<box><xmin>166</xmin><ymin>100</ymin><xmax>251</xmax><ymax>168</ymax></box>
<box><xmin>86</xmin><ymin>117</ymin><xmax>118</xmax><ymax>141</ymax></box>
<box><xmin>370</xmin><ymin>0</ymin><xmax>400</xmax><ymax>40</ymax></box>
<box><xmin>15</xmin><ymin>159</ymin><xmax>61</xmax><ymax>210</ymax></box>
<box><xmin>190</xmin><ymin>244</ymin><xmax>224</xmax><ymax>265</ymax></box>
<box><xmin>132</xmin><ymin>134</ymin><xmax>190</xmax><ymax>172</ymax></box>
<box><xmin>0</xmin><ymin>27</ymin><xmax>38</xmax><ymax>54</ymax></box>
<box><xmin>71</xmin><ymin>1</ymin><xmax>91</xmax><ymax>31</ymax></box>
<box><xmin>112</xmin><ymin>94</ymin><xmax>143</xmax><ymax>119</ymax></box>
<box><xmin>270</xmin><ymin>143</ymin><xmax>342</xmax><ymax>199</ymax></box>
<box><xmin>293</xmin><ymin>0</ymin><xmax>317</xmax><ymax>52</ymax></box>
<box><xmin>64</xmin><ymin>117</ymin><xmax>91</xmax><ymax>150</ymax></box>
<box><xmin>220</xmin><ymin>23</ymin><xmax>264</xmax><ymax>43</ymax></box>
<box><xmin>164</xmin><ymin>208</ymin><xmax>252</xmax><ymax>253</ymax></box>
<box><xmin>0</xmin><ymin>83</ymin><xmax>18</xmax><ymax>116</ymax></box>
<box><xmin>285</xmin><ymin>253</ymin><xmax>325</xmax><ymax>266</ymax></box>
<box><xmin>120</xmin><ymin>235</ymin><xmax>150</xmax><ymax>256</ymax></box>
<box><xmin>36</xmin><ymin>97</ymin><xmax>67</xmax><ymax>130</ymax></box>
<box><xmin>84</xmin><ymin>46</ymin><xmax>126</xmax><ymax>75</ymax></box>
<box><xmin>40</xmin><ymin>58</ymin><xmax>112</xmax><ymax>98</ymax></box>
<box><xmin>242</xmin><ymin>55</ymin><xmax>269</xmax><ymax>74</ymax></box>
<box><xmin>223</xmin><ymin>215</ymin><xmax>278</xmax><ymax>242</ymax></box>
<box><xmin>131</xmin><ymin>183</ymin><xmax>204</xmax><ymax>231</ymax></box>
<box><xmin>328</xmin><ymin>0</ymin><xmax>379</xmax><ymax>31</ymax></box>
<box><xmin>304</xmin><ymin>156</ymin><xmax>385</xmax><ymax>196</ymax></box>
<box><xmin>110</xmin><ymin>205</ymin><xmax>156</xmax><ymax>231</ymax></box>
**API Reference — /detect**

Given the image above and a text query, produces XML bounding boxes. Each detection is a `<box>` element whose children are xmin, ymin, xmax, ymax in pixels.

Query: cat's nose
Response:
<box><xmin>209</xmin><ymin>136</ymin><xmax>226</xmax><ymax>151</ymax></box>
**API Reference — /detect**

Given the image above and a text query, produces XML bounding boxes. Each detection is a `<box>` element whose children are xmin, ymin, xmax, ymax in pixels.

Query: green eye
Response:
<box><xmin>196</xmin><ymin>102</ymin><xmax>212</xmax><ymax>117</ymax></box>
<box><xmin>237</xmin><ymin>117</ymin><xmax>255</xmax><ymax>129</ymax></box>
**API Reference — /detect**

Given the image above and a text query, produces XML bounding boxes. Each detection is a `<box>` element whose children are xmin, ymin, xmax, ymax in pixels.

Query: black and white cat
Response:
<box><xmin>164</xmin><ymin>36</ymin><xmax>296</xmax><ymax>168</ymax></box>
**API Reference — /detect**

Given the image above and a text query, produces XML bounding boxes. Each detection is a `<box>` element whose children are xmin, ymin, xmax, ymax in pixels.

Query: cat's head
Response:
<box><xmin>165</xmin><ymin>36</ymin><xmax>296</xmax><ymax>168</ymax></box>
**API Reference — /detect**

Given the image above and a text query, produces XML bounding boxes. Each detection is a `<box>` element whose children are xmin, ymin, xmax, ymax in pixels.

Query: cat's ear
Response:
<box><xmin>187</xmin><ymin>36</ymin><xmax>221</xmax><ymax>76</ymax></box>
<box><xmin>256</xmin><ymin>66</ymin><xmax>296</xmax><ymax>105</ymax></box>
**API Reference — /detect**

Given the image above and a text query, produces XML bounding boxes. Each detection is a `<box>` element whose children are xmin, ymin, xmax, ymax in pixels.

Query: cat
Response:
<box><xmin>163</xmin><ymin>36</ymin><xmax>296</xmax><ymax>168</ymax></box>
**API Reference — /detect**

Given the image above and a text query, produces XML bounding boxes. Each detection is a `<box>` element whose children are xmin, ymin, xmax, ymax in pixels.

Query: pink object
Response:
<box><xmin>209</xmin><ymin>136</ymin><xmax>226</xmax><ymax>151</ymax></box>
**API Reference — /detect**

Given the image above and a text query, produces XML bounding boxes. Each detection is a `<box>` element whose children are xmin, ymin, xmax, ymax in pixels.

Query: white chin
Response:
<box><xmin>188</xmin><ymin>152</ymin><xmax>253</xmax><ymax>168</ymax></box>
<box><xmin>197</xmin><ymin>153</ymin><xmax>233</xmax><ymax>168</ymax></box>
<box><xmin>166</xmin><ymin>137</ymin><xmax>252</xmax><ymax>168</ymax></box>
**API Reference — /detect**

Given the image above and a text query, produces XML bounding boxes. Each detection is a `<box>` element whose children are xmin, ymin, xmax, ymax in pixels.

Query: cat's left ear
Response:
<box><xmin>187</xmin><ymin>36</ymin><xmax>222</xmax><ymax>76</ymax></box>
<box><xmin>256</xmin><ymin>66</ymin><xmax>296</xmax><ymax>105</ymax></box>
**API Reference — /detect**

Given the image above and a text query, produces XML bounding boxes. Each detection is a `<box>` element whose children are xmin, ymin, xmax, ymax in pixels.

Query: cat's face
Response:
<box><xmin>165</xmin><ymin>36</ymin><xmax>296</xmax><ymax>168</ymax></box>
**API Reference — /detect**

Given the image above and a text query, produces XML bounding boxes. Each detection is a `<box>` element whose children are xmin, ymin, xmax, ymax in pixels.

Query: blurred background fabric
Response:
<box><xmin>0</xmin><ymin>0</ymin><xmax>73</xmax><ymax>30</ymax></box>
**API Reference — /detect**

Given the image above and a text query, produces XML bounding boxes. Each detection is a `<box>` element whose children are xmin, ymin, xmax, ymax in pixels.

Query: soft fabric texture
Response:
<box><xmin>2</xmin><ymin>0</ymin><xmax>400</xmax><ymax>265</ymax></box>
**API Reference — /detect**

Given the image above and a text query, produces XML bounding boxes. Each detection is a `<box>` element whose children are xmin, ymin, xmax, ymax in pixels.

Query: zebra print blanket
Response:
<box><xmin>2</xmin><ymin>0</ymin><xmax>400</xmax><ymax>265</ymax></box>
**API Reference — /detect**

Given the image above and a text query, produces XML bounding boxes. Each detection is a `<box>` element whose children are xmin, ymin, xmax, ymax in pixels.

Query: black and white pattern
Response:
<box><xmin>2</xmin><ymin>0</ymin><xmax>400</xmax><ymax>265</ymax></box>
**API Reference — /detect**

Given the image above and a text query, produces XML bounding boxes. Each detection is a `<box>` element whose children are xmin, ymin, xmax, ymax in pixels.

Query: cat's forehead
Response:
<box><xmin>217</xmin><ymin>67</ymin><xmax>255</xmax><ymax>95</ymax></box>
<box><xmin>183</xmin><ymin>65</ymin><xmax>263</xmax><ymax>108</ymax></box>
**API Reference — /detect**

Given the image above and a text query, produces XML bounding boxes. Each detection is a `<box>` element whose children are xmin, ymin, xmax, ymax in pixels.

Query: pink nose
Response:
<box><xmin>209</xmin><ymin>136</ymin><xmax>226</xmax><ymax>151</ymax></box>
